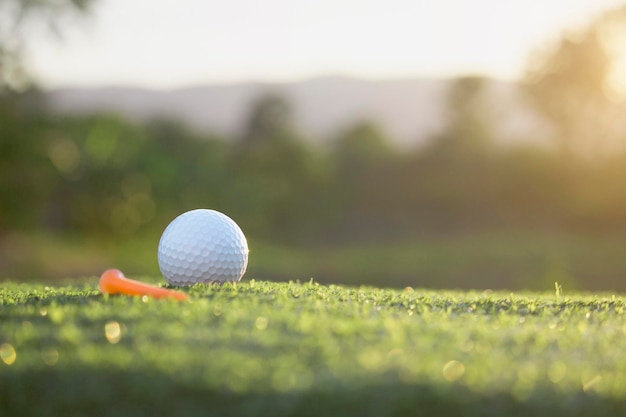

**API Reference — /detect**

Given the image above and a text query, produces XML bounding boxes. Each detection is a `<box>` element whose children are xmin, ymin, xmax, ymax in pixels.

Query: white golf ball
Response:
<box><xmin>158</xmin><ymin>209</ymin><xmax>249</xmax><ymax>286</ymax></box>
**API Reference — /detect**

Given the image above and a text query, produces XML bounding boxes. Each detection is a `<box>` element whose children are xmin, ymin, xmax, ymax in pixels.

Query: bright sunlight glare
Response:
<box><xmin>601</xmin><ymin>21</ymin><xmax>626</xmax><ymax>102</ymax></box>
<box><xmin>24</xmin><ymin>0</ymin><xmax>626</xmax><ymax>89</ymax></box>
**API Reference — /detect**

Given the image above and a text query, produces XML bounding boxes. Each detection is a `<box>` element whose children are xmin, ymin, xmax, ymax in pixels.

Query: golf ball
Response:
<box><xmin>158</xmin><ymin>209</ymin><xmax>249</xmax><ymax>285</ymax></box>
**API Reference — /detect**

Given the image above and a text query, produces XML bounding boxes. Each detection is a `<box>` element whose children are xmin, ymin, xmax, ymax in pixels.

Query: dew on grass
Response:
<box><xmin>548</xmin><ymin>362</ymin><xmax>567</xmax><ymax>383</ymax></box>
<box><xmin>4</xmin><ymin>280</ymin><xmax>626</xmax><ymax>416</ymax></box>
<box><xmin>0</xmin><ymin>343</ymin><xmax>16</xmax><ymax>365</ymax></box>
<box><xmin>105</xmin><ymin>321</ymin><xmax>122</xmax><ymax>344</ymax></box>
<box><xmin>61</xmin><ymin>323</ymin><xmax>81</xmax><ymax>345</ymax></box>
<box><xmin>271</xmin><ymin>365</ymin><xmax>313</xmax><ymax>392</ymax></box>
<box><xmin>255</xmin><ymin>316</ymin><xmax>268</xmax><ymax>330</ymax></box>
<box><xmin>442</xmin><ymin>360</ymin><xmax>465</xmax><ymax>382</ymax></box>
<box><xmin>386</xmin><ymin>348</ymin><xmax>403</xmax><ymax>361</ymax></box>
<box><xmin>358</xmin><ymin>349</ymin><xmax>384</xmax><ymax>371</ymax></box>
<box><xmin>41</xmin><ymin>348</ymin><xmax>59</xmax><ymax>366</ymax></box>
<box><xmin>213</xmin><ymin>304</ymin><xmax>222</xmax><ymax>316</ymax></box>
<box><xmin>460</xmin><ymin>339</ymin><xmax>474</xmax><ymax>352</ymax></box>
<box><xmin>48</xmin><ymin>308</ymin><xmax>64</xmax><ymax>324</ymax></box>
<box><xmin>583</xmin><ymin>374</ymin><xmax>602</xmax><ymax>392</ymax></box>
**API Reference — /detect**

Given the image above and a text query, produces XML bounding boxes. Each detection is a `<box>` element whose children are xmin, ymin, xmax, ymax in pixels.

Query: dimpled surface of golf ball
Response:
<box><xmin>158</xmin><ymin>209</ymin><xmax>249</xmax><ymax>285</ymax></box>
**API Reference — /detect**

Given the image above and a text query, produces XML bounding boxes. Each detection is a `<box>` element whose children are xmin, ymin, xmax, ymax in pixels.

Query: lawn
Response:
<box><xmin>1</xmin><ymin>279</ymin><xmax>625</xmax><ymax>416</ymax></box>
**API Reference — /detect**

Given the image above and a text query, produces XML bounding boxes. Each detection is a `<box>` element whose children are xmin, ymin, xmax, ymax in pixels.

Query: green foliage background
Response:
<box><xmin>2</xmin><ymin>88</ymin><xmax>626</xmax><ymax>290</ymax></box>
<box><xmin>2</xmin><ymin>2</ymin><xmax>626</xmax><ymax>290</ymax></box>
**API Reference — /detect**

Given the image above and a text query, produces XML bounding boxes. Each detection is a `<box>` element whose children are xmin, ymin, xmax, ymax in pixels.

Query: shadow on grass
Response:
<box><xmin>1</xmin><ymin>368</ymin><xmax>624</xmax><ymax>417</ymax></box>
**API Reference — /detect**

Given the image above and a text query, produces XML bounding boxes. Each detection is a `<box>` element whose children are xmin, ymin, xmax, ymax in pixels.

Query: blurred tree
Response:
<box><xmin>328</xmin><ymin>121</ymin><xmax>400</xmax><ymax>239</ymax></box>
<box><xmin>524</xmin><ymin>6</ymin><xmax>626</xmax><ymax>155</ymax></box>
<box><xmin>140</xmin><ymin>118</ymin><xmax>230</xmax><ymax>221</ymax></box>
<box><xmin>0</xmin><ymin>0</ymin><xmax>95</xmax><ymax>93</ymax></box>
<box><xmin>39</xmin><ymin>115</ymin><xmax>233</xmax><ymax>235</ymax></box>
<box><xmin>425</xmin><ymin>77</ymin><xmax>495</xmax><ymax>164</ymax></box>
<box><xmin>405</xmin><ymin>76</ymin><xmax>498</xmax><ymax>232</ymax></box>
<box><xmin>426</xmin><ymin>76</ymin><xmax>494</xmax><ymax>156</ymax></box>
<box><xmin>240</xmin><ymin>94</ymin><xmax>293</xmax><ymax>146</ymax></box>
<box><xmin>0</xmin><ymin>94</ymin><xmax>57</xmax><ymax>230</ymax></box>
<box><xmin>230</xmin><ymin>94</ymin><xmax>329</xmax><ymax>241</ymax></box>
<box><xmin>0</xmin><ymin>0</ymin><xmax>96</xmax><ymax>233</ymax></box>
<box><xmin>330</xmin><ymin>121</ymin><xmax>395</xmax><ymax>211</ymax></box>
<box><xmin>39</xmin><ymin>115</ymin><xmax>143</xmax><ymax>233</ymax></box>
<box><xmin>332</xmin><ymin>121</ymin><xmax>394</xmax><ymax>174</ymax></box>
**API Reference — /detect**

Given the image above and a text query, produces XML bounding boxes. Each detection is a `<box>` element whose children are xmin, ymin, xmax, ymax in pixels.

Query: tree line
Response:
<box><xmin>2</xmin><ymin>85</ymin><xmax>626</xmax><ymax>245</ymax></box>
<box><xmin>2</xmin><ymin>2</ymin><xmax>626</xmax><ymax>244</ymax></box>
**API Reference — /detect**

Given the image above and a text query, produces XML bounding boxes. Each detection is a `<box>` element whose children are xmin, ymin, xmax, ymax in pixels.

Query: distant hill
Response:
<box><xmin>44</xmin><ymin>76</ymin><xmax>545</xmax><ymax>147</ymax></box>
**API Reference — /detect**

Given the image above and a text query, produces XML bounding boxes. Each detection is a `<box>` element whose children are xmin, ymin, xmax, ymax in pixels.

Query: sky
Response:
<box><xmin>25</xmin><ymin>0</ymin><xmax>626</xmax><ymax>89</ymax></box>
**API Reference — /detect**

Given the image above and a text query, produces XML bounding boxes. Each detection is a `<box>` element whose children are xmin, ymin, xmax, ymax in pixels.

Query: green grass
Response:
<box><xmin>1</xmin><ymin>280</ymin><xmax>626</xmax><ymax>416</ymax></box>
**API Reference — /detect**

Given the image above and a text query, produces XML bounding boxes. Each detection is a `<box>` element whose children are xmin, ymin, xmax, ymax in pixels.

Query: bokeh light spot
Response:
<box><xmin>442</xmin><ymin>360</ymin><xmax>465</xmax><ymax>381</ymax></box>
<box><xmin>41</xmin><ymin>348</ymin><xmax>59</xmax><ymax>366</ymax></box>
<box><xmin>548</xmin><ymin>361</ymin><xmax>567</xmax><ymax>383</ymax></box>
<box><xmin>48</xmin><ymin>137</ymin><xmax>80</xmax><ymax>175</ymax></box>
<box><xmin>0</xmin><ymin>343</ymin><xmax>17</xmax><ymax>365</ymax></box>
<box><xmin>105</xmin><ymin>321</ymin><xmax>122</xmax><ymax>344</ymax></box>
<box><xmin>582</xmin><ymin>374</ymin><xmax>602</xmax><ymax>392</ymax></box>
<box><xmin>255</xmin><ymin>316</ymin><xmax>268</xmax><ymax>330</ymax></box>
